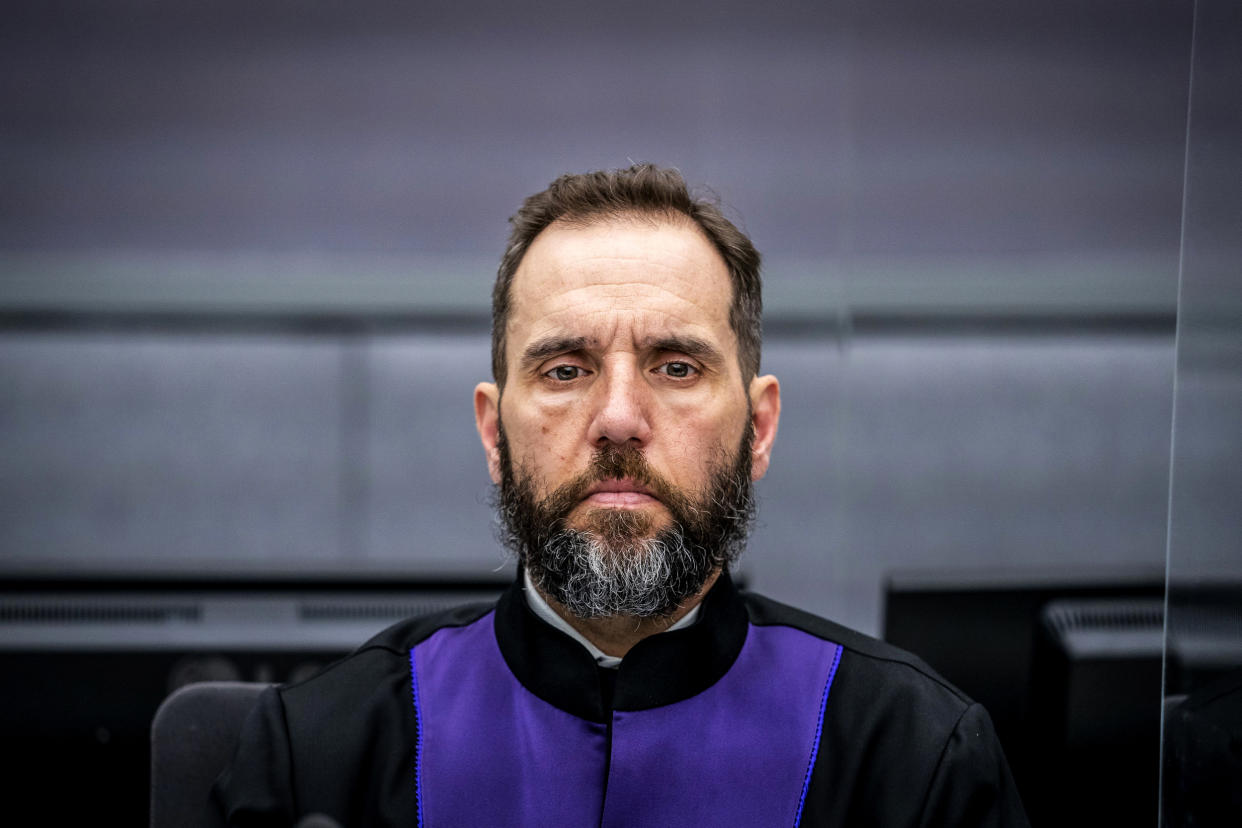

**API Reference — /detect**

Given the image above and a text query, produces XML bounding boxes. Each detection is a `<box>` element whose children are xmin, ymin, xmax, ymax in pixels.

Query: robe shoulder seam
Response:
<box><xmin>913</xmin><ymin>701</ymin><xmax>981</xmax><ymax>819</ymax></box>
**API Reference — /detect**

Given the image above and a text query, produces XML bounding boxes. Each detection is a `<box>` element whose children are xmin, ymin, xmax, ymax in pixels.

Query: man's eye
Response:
<box><xmin>546</xmin><ymin>365</ymin><xmax>584</xmax><ymax>381</ymax></box>
<box><xmin>659</xmin><ymin>361</ymin><xmax>697</xmax><ymax>379</ymax></box>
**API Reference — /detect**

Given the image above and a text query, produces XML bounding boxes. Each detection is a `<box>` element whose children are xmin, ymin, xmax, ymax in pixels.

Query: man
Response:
<box><xmin>215</xmin><ymin>165</ymin><xmax>1028</xmax><ymax>826</ymax></box>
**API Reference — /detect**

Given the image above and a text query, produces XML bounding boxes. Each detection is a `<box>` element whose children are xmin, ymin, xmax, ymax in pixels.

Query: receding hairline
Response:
<box><xmin>543</xmin><ymin>206</ymin><xmax>701</xmax><ymax>232</ymax></box>
<box><xmin>501</xmin><ymin>210</ymin><xmax>737</xmax><ymax>358</ymax></box>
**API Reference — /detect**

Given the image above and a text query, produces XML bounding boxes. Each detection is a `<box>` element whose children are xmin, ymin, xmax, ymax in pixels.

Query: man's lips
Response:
<box><xmin>583</xmin><ymin>478</ymin><xmax>660</xmax><ymax>508</ymax></box>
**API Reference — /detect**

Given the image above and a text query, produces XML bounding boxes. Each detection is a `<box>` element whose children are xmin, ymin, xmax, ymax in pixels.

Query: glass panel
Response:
<box><xmin>1162</xmin><ymin>1</ymin><xmax>1242</xmax><ymax>826</ymax></box>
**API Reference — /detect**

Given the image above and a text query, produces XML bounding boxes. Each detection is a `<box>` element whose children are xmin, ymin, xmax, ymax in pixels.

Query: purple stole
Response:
<box><xmin>409</xmin><ymin>610</ymin><xmax>843</xmax><ymax>827</ymax></box>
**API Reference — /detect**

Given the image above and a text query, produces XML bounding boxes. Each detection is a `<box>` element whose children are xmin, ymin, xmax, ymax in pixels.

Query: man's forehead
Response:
<box><xmin>506</xmin><ymin>215</ymin><xmax>734</xmax><ymax>332</ymax></box>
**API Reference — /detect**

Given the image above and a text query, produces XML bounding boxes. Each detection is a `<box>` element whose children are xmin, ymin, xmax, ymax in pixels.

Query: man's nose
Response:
<box><xmin>587</xmin><ymin>365</ymin><xmax>653</xmax><ymax>447</ymax></box>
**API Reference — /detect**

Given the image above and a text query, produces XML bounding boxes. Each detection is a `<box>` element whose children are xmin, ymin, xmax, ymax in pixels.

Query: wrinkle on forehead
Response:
<box><xmin>506</xmin><ymin>219</ymin><xmax>736</xmax><ymax>360</ymax></box>
<box><xmin>522</xmin><ymin>318</ymin><xmax>727</xmax><ymax>366</ymax></box>
<box><xmin>519</xmin><ymin>292</ymin><xmax>734</xmax><ymax>369</ymax></box>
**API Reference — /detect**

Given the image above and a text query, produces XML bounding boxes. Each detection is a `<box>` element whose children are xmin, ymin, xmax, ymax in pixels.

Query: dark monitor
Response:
<box><xmin>1029</xmin><ymin>597</ymin><xmax>1164</xmax><ymax>827</ymax></box>
<box><xmin>1029</xmin><ymin>588</ymin><xmax>1242</xmax><ymax>827</ymax></box>
<box><xmin>883</xmin><ymin>567</ymin><xmax>1165</xmax><ymax>826</ymax></box>
<box><xmin>0</xmin><ymin>574</ymin><xmax>507</xmax><ymax>826</ymax></box>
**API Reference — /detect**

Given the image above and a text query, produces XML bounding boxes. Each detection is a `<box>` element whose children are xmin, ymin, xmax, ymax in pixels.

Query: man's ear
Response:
<box><xmin>474</xmin><ymin>382</ymin><xmax>502</xmax><ymax>484</ymax></box>
<box><xmin>747</xmin><ymin>374</ymin><xmax>780</xmax><ymax>481</ymax></box>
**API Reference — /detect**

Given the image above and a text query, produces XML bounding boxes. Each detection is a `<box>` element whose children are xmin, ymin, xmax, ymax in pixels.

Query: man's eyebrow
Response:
<box><xmin>521</xmin><ymin>335</ymin><xmax>593</xmax><ymax>366</ymax></box>
<box><xmin>643</xmin><ymin>335</ymin><xmax>724</xmax><ymax>363</ymax></box>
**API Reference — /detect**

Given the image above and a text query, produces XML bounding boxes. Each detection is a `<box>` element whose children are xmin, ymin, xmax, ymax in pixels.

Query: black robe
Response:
<box><xmin>215</xmin><ymin>572</ymin><xmax>1029</xmax><ymax>827</ymax></box>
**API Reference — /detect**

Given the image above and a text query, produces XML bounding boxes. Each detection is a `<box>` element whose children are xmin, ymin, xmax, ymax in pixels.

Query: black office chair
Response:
<box><xmin>150</xmin><ymin>681</ymin><xmax>270</xmax><ymax>828</ymax></box>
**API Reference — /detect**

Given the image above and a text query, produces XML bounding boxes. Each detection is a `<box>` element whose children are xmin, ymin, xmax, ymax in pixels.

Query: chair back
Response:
<box><xmin>150</xmin><ymin>681</ymin><xmax>270</xmax><ymax>828</ymax></box>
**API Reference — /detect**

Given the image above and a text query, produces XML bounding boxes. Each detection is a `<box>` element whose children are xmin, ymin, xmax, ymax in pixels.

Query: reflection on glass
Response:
<box><xmin>1162</xmin><ymin>1</ymin><xmax>1242</xmax><ymax>826</ymax></box>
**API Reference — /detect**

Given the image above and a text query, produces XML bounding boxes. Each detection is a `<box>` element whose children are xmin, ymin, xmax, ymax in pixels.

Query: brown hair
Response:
<box><xmin>491</xmin><ymin>164</ymin><xmax>762</xmax><ymax>386</ymax></box>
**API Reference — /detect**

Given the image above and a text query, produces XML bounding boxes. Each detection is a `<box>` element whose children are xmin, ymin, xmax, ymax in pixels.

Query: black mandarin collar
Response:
<box><xmin>493</xmin><ymin>570</ymin><xmax>750</xmax><ymax>723</ymax></box>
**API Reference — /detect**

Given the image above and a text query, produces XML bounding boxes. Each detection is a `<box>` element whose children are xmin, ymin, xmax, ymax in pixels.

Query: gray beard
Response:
<box><xmin>495</xmin><ymin>423</ymin><xmax>755</xmax><ymax>619</ymax></box>
<box><xmin>535</xmin><ymin>524</ymin><xmax>710</xmax><ymax>618</ymax></box>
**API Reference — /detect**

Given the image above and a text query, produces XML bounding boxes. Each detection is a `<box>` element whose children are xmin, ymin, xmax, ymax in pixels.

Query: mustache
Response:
<box><xmin>538</xmin><ymin>444</ymin><xmax>685</xmax><ymax>524</ymax></box>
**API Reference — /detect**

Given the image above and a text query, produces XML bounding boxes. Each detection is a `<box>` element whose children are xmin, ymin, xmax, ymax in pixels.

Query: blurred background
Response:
<box><xmin>1</xmin><ymin>0</ymin><xmax>1237</xmax><ymax>825</ymax></box>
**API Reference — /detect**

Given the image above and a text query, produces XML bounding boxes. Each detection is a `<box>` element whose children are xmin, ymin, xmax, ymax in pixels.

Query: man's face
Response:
<box><xmin>475</xmin><ymin>214</ymin><xmax>780</xmax><ymax>615</ymax></box>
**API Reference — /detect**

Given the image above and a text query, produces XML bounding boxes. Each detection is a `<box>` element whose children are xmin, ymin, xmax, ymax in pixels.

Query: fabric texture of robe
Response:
<box><xmin>214</xmin><ymin>571</ymin><xmax>1029</xmax><ymax>827</ymax></box>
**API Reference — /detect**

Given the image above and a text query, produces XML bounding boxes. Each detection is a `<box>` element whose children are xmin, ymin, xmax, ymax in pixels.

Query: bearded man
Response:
<box><xmin>215</xmin><ymin>165</ymin><xmax>1029</xmax><ymax>827</ymax></box>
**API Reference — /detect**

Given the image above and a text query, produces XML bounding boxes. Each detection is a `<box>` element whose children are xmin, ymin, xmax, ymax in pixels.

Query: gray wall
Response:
<box><xmin>3</xmin><ymin>0</ymin><xmax>1193</xmax><ymax>316</ymax></box>
<box><xmin>1</xmin><ymin>328</ymin><xmax>1176</xmax><ymax>636</ymax></box>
